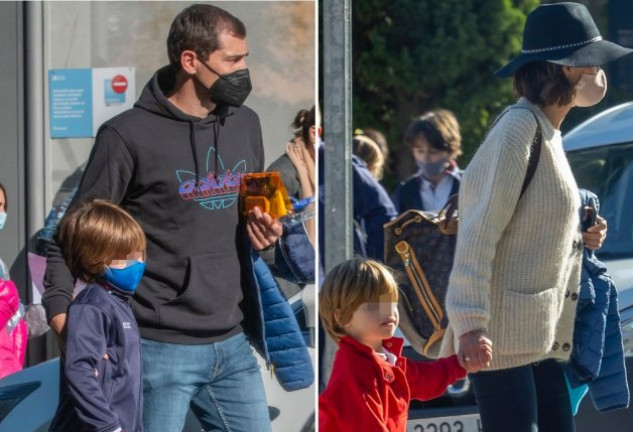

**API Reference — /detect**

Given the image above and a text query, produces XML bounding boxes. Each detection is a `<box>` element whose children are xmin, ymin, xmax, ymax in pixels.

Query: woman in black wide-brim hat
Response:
<box><xmin>439</xmin><ymin>3</ymin><xmax>633</xmax><ymax>432</ymax></box>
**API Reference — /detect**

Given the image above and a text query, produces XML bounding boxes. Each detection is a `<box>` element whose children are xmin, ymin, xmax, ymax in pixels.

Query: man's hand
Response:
<box><xmin>246</xmin><ymin>206</ymin><xmax>283</xmax><ymax>251</ymax></box>
<box><xmin>49</xmin><ymin>313</ymin><xmax>68</xmax><ymax>357</ymax></box>
<box><xmin>583</xmin><ymin>214</ymin><xmax>607</xmax><ymax>250</ymax></box>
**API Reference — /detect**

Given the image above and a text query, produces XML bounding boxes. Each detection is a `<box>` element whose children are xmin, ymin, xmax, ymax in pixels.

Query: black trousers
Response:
<box><xmin>471</xmin><ymin>359</ymin><xmax>575</xmax><ymax>432</ymax></box>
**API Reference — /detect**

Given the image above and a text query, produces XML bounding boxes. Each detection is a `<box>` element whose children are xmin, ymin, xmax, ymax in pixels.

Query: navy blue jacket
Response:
<box><xmin>50</xmin><ymin>284</ymin><xmax>142</xmax><ymax>432</ymax></box>
<box><xmin>391</xmin><ymin>165</ymin><xmax>462</xmax><ymax>214</ymax></box>
<box><xmin>566</xmin><ymin>190</ymin><xmax>630</xmax><ymax>412</ymax></box>
<box><xmin>351</xmin><ymin>155</ymin><xmax>398</xmax><ymax>261</ymax></box>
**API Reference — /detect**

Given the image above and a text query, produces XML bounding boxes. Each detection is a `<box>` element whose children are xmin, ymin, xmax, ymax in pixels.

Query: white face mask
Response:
<box><xmin>573</xmin><ymin>69</ymin><xmax>607</xmax><ymax>107</ymax></box>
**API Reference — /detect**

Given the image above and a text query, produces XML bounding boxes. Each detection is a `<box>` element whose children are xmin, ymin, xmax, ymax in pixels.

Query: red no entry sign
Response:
<box><xmin>111</xmin><ymin>75</ymin><xmax>128</xmax><ymax>94</ymax></box>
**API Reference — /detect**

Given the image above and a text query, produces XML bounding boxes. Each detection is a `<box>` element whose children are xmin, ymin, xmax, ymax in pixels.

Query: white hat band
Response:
<box><xmin>521</xmin><ymin>36</ymin><xmax>602</xmax><ymax>54</ymax></box>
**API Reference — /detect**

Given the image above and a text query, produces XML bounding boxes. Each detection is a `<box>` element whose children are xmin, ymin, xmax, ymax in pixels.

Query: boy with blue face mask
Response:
<box><xmin>49</xmin><ymin>199</ymin><xmax>146</xmax><ymax>432</ymax></box>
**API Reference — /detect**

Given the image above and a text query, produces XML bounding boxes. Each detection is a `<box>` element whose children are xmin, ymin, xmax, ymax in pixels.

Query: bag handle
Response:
<box><xmin>438</xmin><ymin>194</ymin><xmax>459</xmax><ymax>231</ymax></box>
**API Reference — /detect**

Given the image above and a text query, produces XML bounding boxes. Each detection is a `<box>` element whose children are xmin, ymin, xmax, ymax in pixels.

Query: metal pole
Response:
<box><xmin>323</xmin><ymin>0</ymin><xmax>353</xmax><ymax>273</ymax></box>
<box><xmin>25</xmin><ymin>1</ymin><xmax>45</xmax><ymax>246</ymax></box>
<box><xmin>321</xmin><ymin>0</ymin><xmax>353</xmax><ymax>392</ymax></box>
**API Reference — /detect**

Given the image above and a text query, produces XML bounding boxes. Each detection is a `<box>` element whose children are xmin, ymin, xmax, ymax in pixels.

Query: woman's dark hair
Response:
<box><xmin>514</xmin><ymin>61</ymin><xmax>575</xmax><ymax>107</ymax></box>
<box><xmin>167</xmin><ymin>4</ymin><xmax>246</xmax><ymax>66</ymax></box>
<box><xmin>292</xmin><ymin>106</ymin><xmax>316</xmax><ymax>145</ymax></box>
<box><xmin>0</xmin><ymin>182</ymin><xmax>6</xmax><ymax>211</ymax></box>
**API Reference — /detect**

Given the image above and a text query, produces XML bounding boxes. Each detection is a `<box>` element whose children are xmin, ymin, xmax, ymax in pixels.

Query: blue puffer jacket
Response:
<box><xmin>566</xmin><ymin>190</ymin><xmax>629</xmax><ymax>412</ymax></box>
<box><xmin>247</xmin><ymin>250</ymin><xmax>314</xmax><ymax>391</ymax></box>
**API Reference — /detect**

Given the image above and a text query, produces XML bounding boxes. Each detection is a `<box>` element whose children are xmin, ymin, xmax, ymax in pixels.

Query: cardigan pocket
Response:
<box><xmin>498</xmin><ymin>286</ymin><xmax>559</xmax><ymax>355</ymax></box>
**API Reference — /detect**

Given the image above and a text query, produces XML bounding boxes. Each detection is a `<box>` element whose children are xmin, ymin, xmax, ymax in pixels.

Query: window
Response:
<box><xmin>568</xmin><ymin>142</ymin><xmax>633</xmax><ymax>259</ymax></box>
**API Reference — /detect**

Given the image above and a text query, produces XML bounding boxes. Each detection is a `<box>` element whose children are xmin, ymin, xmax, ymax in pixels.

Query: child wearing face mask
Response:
<box><xmin>392</xmin><ymin>109</ymin><xmax>464</xmax><ymax>213</ymax></box>
<box><xmin>319</xmin><ymin>258</ymin><xmax>491</xmax><ymax>432</ymax></box>
<box><xmin>49</xmin><ymin>199</ymin><xmax>146</xmax><ymax>432</ymax></box>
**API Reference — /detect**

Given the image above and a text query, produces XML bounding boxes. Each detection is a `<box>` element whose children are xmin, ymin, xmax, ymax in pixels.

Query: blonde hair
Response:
<box><xmin>58</xmin><ymin>199</ymin><xmax>146</xmax><ymax>283</ymax></box>
<box><xmin>353</xmin><ymin>135</ymin><xmax>385</xmax><ymax>180</ymax></box>
<box><xmin>405</xmin><ymin>109</ymin><xmax>463</xmax><ymax>158</ymax></box>
<box><xmin>319</xmin><ymin>259</ymin><xmax>399</xmax><ymax>343</ymax></box>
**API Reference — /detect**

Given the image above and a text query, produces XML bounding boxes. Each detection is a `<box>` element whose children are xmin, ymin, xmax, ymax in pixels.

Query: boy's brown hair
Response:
<box><xmin>404</xmin><ymin>109</ymin><xmax>463</xmax><ymax>158</ymax></box>
<box><xmin>57</xmin><ymin>199</ymin><xmax>146</xmax><ymax>283</ymax></box>
<box><xmin>319</xmin><ymin>258</ymin><xmax>399</xmax><ymax>343</ymax></box>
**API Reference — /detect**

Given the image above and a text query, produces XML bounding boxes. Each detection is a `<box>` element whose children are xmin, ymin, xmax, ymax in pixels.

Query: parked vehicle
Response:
<box><xmin>564</xmin><ymin>101</ymin><xmax>633</xmax><ymax>432</ymax></box>
<box><xmin>406</xmin><ymin>102</ymin><xmax>633</xmax><ymax>431</ymax></box>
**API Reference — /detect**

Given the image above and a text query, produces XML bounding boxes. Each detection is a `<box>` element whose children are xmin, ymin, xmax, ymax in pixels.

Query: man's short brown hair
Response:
<box><xmin>167</xmin><ymin>4</ymin><xmax>247</xmax><ymax>66</ymax></box>
<box><xmin>319</xmin><ymin>259</ymin><xmax>399</xmax><ymax>343</ymax></box>
<box><xmin>405</xmin><ymin>109</ymin><xmax>463</xmax><ymax>158</ymax></box>
<box><xmin>514</xmin><ymin>61</ymin><xmax>576</xmax><ymax>107</ymax></box>
<box><xmin>57</xmin><ymin>199</ymin><xmax>146</xmax><ymax>283</ymax></box>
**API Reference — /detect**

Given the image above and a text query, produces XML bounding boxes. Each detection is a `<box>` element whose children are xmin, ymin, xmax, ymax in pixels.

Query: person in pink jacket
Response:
<box><xmin>0</xmin><ymin>279</ymin><xmax>27</xmax><ymax>379</ymax></box>
<box><xmin>0</xmin><ymin>182</ymin><xmax>28</xmax><ymax>379</ymax></box>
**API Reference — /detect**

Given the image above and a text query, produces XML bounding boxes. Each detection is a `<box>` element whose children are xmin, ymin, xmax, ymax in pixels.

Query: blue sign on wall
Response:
<box><xmin>49</xmin><ymin>69</ymin><xmax>93</xmax><ymax>138</ymax></box>
<box><xmin>48</xmin><ymin>67</ymin><xmax>135</xmax><ymax>139</ymax></box>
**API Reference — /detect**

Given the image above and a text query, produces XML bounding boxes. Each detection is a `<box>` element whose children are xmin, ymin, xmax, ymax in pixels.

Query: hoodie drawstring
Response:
<box><xmin>189</xmin><ymin>120</ymin><xmax>201</xmax><ymax>190</ymax></box>
<box><xmin>190</xmin><ymin>111</ymin><xmax>225</xmax><ymax>191</ymax></box>
<box><xmin>213</xmin><ymin>120</ymin><xmax>221</xmax><ymax>180</ymax></box>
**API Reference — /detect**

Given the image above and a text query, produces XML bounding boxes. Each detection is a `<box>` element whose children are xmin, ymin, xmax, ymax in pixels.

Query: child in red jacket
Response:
<box><xmin>319</xmin><ymin>258</ymin><xmax>492</xmax><ymax>432</ymax></box>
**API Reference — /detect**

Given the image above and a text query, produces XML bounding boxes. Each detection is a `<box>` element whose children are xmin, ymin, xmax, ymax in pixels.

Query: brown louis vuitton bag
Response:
<box><xmin>384</xmin><ymin>198</ymin><xmax>459</xmax><ymax>358</ymax></box>
<box><xmin>385</xmin><ymin>108</ymin><xmax>542</xmax><ymax>358</ymax></box>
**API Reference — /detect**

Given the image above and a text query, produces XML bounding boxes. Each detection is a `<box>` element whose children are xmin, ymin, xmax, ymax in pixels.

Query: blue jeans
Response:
<box><xmin>470</xmin><ymin>359</ymin><xmax>574</xmax><ymax>432</ymax></box>
<box><xmin>141</xmin><ymin>332</ymin><xmax>271</xmax><ymax>432</ymax></box>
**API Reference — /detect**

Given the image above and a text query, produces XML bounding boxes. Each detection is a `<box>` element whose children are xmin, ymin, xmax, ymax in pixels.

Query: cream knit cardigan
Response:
<box><xmin>439</xmin><ymin>98</ymin><xmax>583</xmax><ymax>370</ymax></box>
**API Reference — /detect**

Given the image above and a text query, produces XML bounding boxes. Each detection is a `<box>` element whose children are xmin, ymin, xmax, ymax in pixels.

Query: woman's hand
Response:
<box><xmin>457</xmin><ymin>329</ymin><xmax>493</xmax><ymax>373</ymax></box>
<box><xmin>583</xmin><ymin>214</ymin><xmax>607</xmax><ymax>250</ymax></box>
<box><xmin>286</xmin><ymin>139</ymin><xmax>308</xmax><ymax>172</ymax></box>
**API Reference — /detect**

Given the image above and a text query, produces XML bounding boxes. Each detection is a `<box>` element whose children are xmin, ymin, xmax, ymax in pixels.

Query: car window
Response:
<box><xmin>567</xmin><ymin>141</ymin><xmax>633</xmax><ymax>260</ymax></box>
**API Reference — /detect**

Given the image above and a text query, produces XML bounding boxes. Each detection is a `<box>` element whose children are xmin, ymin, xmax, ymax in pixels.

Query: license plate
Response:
<box><xmin>407</xmin><ymin>414</ymin><xmax>482</xmax><ymax>432</ymax></box>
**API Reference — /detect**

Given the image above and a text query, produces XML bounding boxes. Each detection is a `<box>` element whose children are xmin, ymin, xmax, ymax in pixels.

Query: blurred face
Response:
<box><xmin>411</xmin><ymin>136</ymin><xmax>451</xmax><ymax>165</ymax></box>
<box><xmin>0</xmin><ymin>189</ymin><xmax>5</xmax><ymax>213</ymax></box>
<box><xmin>107</xmin><ymin>250</ymin><xmax>144</xmax><ymax>269</ymax></box>
<box><xmin>343</xmin><ymin>297</ymin><xmax>399</xmax><ymax>351</ymax></box>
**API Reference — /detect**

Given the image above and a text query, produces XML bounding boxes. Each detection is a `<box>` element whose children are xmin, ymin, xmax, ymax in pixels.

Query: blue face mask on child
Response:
<box><xmin>103</xmin><ymin>260</ymin><xmax>145</xmax><ymax>292</ymax></box>
<box><xmin>0</xmin><ymin>213</ymin><xmax>6</xmax><ymax>230</ymax></box>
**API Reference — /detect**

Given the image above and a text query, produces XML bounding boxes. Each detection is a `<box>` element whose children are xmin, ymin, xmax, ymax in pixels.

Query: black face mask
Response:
<box><xmin>198</xmin><ymin>59</ymin><xmax>252</xmax><ymax>107</ymax></box>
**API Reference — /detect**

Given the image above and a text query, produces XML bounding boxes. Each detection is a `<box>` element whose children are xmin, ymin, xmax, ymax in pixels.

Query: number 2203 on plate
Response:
<box><xmin>407</xmin><ymin>414</ymin><xmax>482</xmax><ymax>432</ymax></box>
